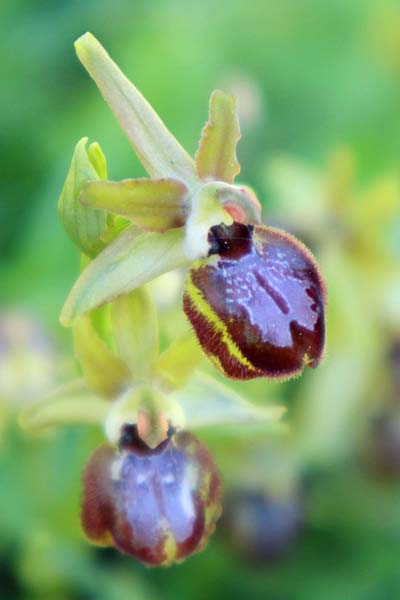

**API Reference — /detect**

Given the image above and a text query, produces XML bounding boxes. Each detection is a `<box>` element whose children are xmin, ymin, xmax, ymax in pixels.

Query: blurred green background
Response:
<box><xmin>1</xmin><ymin>0</ymin><xmax>400</xmax><ymax>598</ymax></box>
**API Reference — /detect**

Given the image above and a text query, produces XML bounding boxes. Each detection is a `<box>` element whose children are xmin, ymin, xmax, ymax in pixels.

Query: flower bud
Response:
<box><xmin>221</xmin><ymin>489</ymin><xmax>303</xmax><ymax>563</ymax></box>
<box><xmin>183</xmin><ymin>222</ymin><xmax>326</xmax><ymax>380</ymax></box>
<box><xmin>81</xmin><ymin>425</ymin><xmax>222</xmax><ymax>566</ymax></box>
<box><xmin>363</xmin><ymin>409</ymin><xmax>400</xmax><ymax>479</ymax></box>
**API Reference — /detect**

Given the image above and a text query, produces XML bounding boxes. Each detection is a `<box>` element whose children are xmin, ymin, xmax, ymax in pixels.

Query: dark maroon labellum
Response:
<box><xmin>81</xmin><ymin>425</ymin><xmax>222</xmax><ymax>566</ymax></box>
<box><xmin>183</xmin><ymin>222</ymin><xmax>326</xmax><ymax>380</ymax></box>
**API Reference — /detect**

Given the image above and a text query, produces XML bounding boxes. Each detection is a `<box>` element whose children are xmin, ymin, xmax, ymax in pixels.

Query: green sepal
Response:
<box><xmin>73</xmin><ymin>314</ymin><xmax>131</xmax><ymax>398</ymax></box>
<box><xmin>19</xmin><ymin>379</ymin><xmax>109</xmax><ymax>432</ymax></box>
<box><xmin>58</xmin><ymin>137</ymin><xmax>109</xmax><ymax>257</ymax></box>
<box><xmin>80</xmin><ymin>178</ymin><xmax>188</xmax><ymax>232</ymax></box>
<box><xmin>111</xmin><ymin>287</ymin><xmax>159</xmax><ymax>380</ymax></box>
<box><xmin>75</xmin><ymin>33</ymin><xmax>198</xmax><ymax>188</ymax></box>
<box><xmin>60</xmin><ymin>226</ymin><xmax>190</xmax><ymax>326</ymax></box>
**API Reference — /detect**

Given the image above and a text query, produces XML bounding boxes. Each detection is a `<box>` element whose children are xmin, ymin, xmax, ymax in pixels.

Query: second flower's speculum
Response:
<box><xmin>183</xmin><ymin>222</ymin><xmax>326</xmax><ymax>379</ymax></box>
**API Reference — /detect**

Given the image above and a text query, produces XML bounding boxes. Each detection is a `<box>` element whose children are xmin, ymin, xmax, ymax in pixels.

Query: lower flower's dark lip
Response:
<box><xmin>81</xmin><ymin>430</ymin><xmax>222</xmax><ymax>566</ymax></box>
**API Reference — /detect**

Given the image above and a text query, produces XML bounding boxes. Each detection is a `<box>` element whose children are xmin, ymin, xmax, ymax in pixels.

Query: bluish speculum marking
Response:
<box><xmin>212</xmin><ymin>230</ymin><xmax>320</xmax><ymax>348</ymax></box>
<box><xmin>118</xmin><ymin>445</ymin><xmax>198</xmax><ymax>547</ymax></box>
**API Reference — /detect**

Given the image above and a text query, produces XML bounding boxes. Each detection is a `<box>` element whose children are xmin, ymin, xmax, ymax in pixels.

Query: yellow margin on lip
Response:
<box><xmin>185</xmin><ymin>268</ymin><xmax>257</xmax><ymax>373</ymax></box>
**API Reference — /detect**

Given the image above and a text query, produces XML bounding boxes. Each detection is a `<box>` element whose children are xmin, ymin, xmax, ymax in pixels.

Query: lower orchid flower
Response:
<box><xmin>81</xmin><ymin>423</ymin><xmax>221</xmax><ymax>566</ymax></box>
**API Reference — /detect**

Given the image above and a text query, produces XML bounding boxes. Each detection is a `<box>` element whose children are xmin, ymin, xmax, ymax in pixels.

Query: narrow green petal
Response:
<box><xmin>75</xmin><ymin>33</ymin><xmax>198</xmax><ymax>187</ymax></box>
<box><xmin>74</xmin><ymin>315</ymin><xmax>131</xmax><ymax>398</ymax></box>
<box><xmin>172</xmin><ymin>373</ymin><xmax>285</xmax><ymax>429</ymax></box>
<box><xmin>19</xmin><ymin>379</ymin><xmax>109</xmax><ymax>431</ymax></box>
<box><xmin>81</xmin><ymin>178</ymin><xmax>188</xmax><ymax>231</ymax></box>
<box><xmin>60</xmin><ymin>226</ymin><xmax>190</xmax><ymax>326</ymax></box>
<box><xmin>111</xmin><ymin>287</ymin><xmax>159</xmax><ymax>380</ymax></box>
<box><xmin>154</xmin><ymin>330</ymin><xmax>203</xmax><ymax>390</ymax></box>
<box><xmin>58</xmin><ymin>137</ymin><xmax>108</xmax><ymax>257</ymax></box>
<box><xmin>195</xmin><ymin>90</ymin><xmax>241</xmax><ymax>183</ymax></box>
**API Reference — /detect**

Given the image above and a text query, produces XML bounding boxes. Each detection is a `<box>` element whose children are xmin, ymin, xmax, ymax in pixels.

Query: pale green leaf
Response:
<box><xmin>172</xmin><ymin>373</ymin><xmax>285</xmax><ymax>429</ymax></box>
<box><xmin>75</xmin><ymin>33</ymin><xmax>198</xmax><ymax>187</ymax></box>
<box><xmin>73</xmin><ymin>315</ymin><xmax>131</xmax><ymax>398</ymax></box>
<box><xmin>81</xmin><ymin>178</ymin><xmax>188</xmax><ymax>231</ymax></box>
<box><xmin>111</xmin><ymin>287</ymin><xmax>159</xmax><ymax>379</ymax></box>
<box><xmin>60</xmin><ymin>226</ymin><xmax>190</xmax><ymax>326</ymax></box>
<box><xmin>154</xmin><ymin>330</ymin><xmax>203</xmax><ymax>390</ymax></box>
<box><xmin>19</xmin><ymin>379</ymin><xmax>109</xmax><ymax>432</ymax></box>
<box><xmin>195</xmin><ymin>90</ymin><xmax>241</xmax><ymax>183</ymax></box>
<box><xmin>58</xmin><ymin>137</ymin><xmax>108</xmax><ymax>257</ymax></box>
